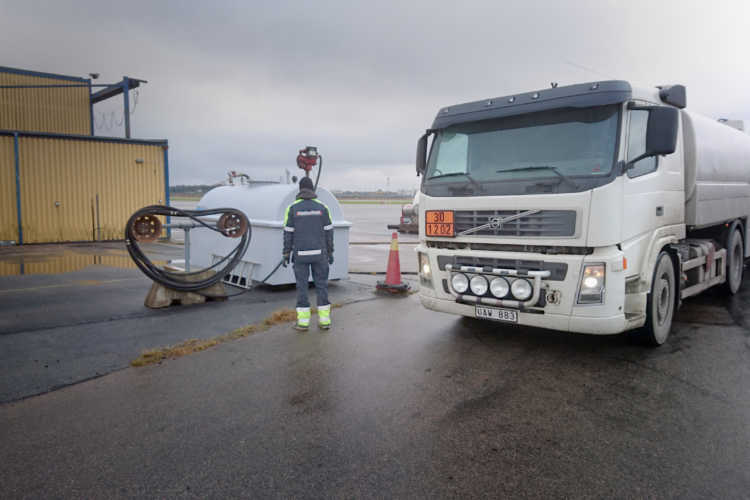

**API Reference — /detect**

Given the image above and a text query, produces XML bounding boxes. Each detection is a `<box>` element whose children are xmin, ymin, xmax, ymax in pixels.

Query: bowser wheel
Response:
<box><xmin>633</xmin><ymin>251</ymin><xmax>676</xmax><ymax>347</ymax></box>
<box><xmin>723</xmin><ymin>225</ymin><xmax>744</xmax><ymax>295</ymax></box>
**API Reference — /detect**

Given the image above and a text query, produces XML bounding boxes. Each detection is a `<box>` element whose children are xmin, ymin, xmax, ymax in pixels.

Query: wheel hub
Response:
<box><xmin>657</xmin><ymin>277</ymin><xmax>670</xmax><ymax>325</ymax></box>
<box><xmin>732</xmin><ymin>241</ymin><xmax>742</xmax><ymax>283</ymax></box>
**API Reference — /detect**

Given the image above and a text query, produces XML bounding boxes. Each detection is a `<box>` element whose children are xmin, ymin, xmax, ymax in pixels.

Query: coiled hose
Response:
<box><xmin>125</xmin><ymin>205</ymin><xmax>253</xmax><ymax>293</ymax></box>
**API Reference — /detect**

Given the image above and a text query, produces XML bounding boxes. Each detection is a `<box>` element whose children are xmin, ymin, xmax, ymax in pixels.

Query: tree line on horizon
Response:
<box><xmin>170</xmin><ymin>184</ymin><xmax>415</xmax><ymax>198</ymax></box>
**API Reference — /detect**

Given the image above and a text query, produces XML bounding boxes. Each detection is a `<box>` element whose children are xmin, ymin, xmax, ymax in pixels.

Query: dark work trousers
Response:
<box><xmin>293</xmin><ymin>260</ymin><xmax>330</xmax><ymax>308</ymax></box>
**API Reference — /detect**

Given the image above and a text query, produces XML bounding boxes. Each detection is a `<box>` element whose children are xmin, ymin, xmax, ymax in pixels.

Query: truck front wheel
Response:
<box><xmin>633</xmin><ymin>251</ymin><xmax>676</xmax><ymax>346</ymax></box>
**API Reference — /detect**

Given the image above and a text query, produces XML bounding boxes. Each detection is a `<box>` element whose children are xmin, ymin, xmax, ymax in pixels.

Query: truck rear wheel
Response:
<box><xmin>633</xmin><ymin>251</ymin><xmax>676</xmax><ymax>346</ymax></box>
<box><xmin>723</xmin><ymin>225</ymin><xmax>744</xmax><ymax>295</ymax></box>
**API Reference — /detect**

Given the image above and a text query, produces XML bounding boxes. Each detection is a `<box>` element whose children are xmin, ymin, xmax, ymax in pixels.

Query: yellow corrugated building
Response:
<box><xmin>0</xmin><ymin>67</ymin><xmax>92</xmax><ymax>135</ymax></box>
<box><xmin>0</xmin><ymin>66</ymin><xmax>169</xmax><ymax>244</ymax></box>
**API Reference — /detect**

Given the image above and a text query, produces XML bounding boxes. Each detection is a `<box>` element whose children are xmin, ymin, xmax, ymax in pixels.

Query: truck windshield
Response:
<box><xmin>422</xmin><ymin>105</ymin><xmax>620</xmax><ymax>196</ymax></box>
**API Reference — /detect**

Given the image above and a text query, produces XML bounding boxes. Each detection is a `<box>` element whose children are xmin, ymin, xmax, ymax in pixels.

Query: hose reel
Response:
<box><xmin>125</xmin><ymin>205</ymin><xmax>251</xmax><ymax>293</ymax></box>
<box><xmin>216</xmin><ymin>212</ymin><xmax>248</xmax><ymax>238</ymax></box>
<box><xmin>130</xmin><ymin>214</ymin><xmax>163</xmax><ymax>242</ymax></box>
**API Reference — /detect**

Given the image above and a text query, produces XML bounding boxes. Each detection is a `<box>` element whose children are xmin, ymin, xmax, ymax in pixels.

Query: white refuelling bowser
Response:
<box><xmin>190</xmin><ymin>148</ymin><xmax>351</xmax><ymax>287</ymax></box>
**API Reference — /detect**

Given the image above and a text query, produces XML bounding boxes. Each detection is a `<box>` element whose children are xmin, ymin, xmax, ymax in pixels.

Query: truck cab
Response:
<box><xmin>415</xmin><ymin>81</ymin><xmax>749</xmax><ymax>345</ymax></box>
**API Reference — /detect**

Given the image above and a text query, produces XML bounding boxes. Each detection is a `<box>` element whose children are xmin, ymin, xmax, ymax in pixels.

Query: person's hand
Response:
<box><xmin>328</xmin><ymin>254</ymin><xmax>334</xmax><ymax>265</ymax></box>
<box><xmin>283</xmin><ymin>253</ymin><xmax>290</xmax><ymax>267</ymax></box>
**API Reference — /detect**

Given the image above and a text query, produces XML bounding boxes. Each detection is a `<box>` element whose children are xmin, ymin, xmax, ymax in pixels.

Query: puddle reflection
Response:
<box><xmin>0</xmin><ymin>252</ymin><xmax>159</xmax><ymax>276</ymax></box>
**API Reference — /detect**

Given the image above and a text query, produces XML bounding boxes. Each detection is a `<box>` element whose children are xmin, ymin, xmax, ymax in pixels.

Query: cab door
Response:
<box><xmin>621</xmin><ymin>104</ymin><xmax>684</xmax><ymax>277</ymax></box>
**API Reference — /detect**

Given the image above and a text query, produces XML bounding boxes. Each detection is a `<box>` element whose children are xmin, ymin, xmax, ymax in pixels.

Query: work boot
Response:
<box><xmin>296</xmin><ymin>307</ymin><xmax>311</xmax><ymax>331</ymax></box>
<box><xmin>318</xmin><ymin>304</ymin><xmax>332</xmax><ymax>330</ymax></box>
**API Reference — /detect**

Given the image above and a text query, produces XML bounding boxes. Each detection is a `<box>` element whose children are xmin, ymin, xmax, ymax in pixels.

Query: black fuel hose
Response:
<box><xmin>314</xmin><ymin>154</ymin><xmax>323</xmax><ymax>192</ymax></box>
<box><xmin>125</xmin><ymin>205</ymin><xmax>251</xmax><ymax>292</ymax></box>
<box><xmin>204</xmin><ymin>257</ymin><xmax>286</xmax><ymax>298</ymax></box>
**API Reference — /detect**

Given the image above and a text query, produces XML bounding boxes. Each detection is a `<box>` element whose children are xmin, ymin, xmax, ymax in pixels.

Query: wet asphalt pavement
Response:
<box><xmin>0</xmin><ymin>204</ymin><xmax>415</xmax><ymax>402</ymax></box>
<box><xmin>1</xmin><ymin>203</ymin><xmax>749</xmax><ymax>497</ymax></box>
<box><xmin>2</xmin><ymin>279</ymin><xmax>750</xmax><ymax>498</ymax></box>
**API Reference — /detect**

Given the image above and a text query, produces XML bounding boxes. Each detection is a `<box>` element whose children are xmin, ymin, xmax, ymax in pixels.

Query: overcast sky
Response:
<box><xmin>2</xmin><ymin>0</ymin><xmax>748</xmax><ymax>190</ymax></box>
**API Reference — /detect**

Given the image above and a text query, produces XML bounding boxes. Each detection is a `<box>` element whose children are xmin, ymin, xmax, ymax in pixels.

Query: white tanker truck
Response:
<box><xmin>415</xmin><ymin>81</ymin><xmax>750</xmax><ymax>345</ymax></box>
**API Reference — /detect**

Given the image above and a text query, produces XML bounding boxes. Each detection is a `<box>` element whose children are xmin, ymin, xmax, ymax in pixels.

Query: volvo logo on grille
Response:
<box><xmin>458</xmin><ymin>210</ymin><xmax>541</xmax><ymax>236</ymax></box>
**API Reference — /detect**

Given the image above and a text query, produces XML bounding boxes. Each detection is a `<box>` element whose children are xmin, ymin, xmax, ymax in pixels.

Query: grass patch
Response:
<box><xmin>262</xmin><ymin>308</ymin><xmax>298</xmax><ymax>326</ymax></box>
<box><xmin>130</xmin><ymin>304</ymin><xmax>342</xmax><ymax>367</ymax></box>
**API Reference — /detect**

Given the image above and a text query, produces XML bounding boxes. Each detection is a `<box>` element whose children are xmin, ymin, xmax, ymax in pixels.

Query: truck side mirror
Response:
<box><xmin>625</xmin><ymin>106</ymin><xmax>679</xmax><ymax>168</ymax></box>
<box><xmin>416</xmin><ymin>133</ymin><xmax>429</xmax><ymax>176</ymax></box>
<box><xmin>645</xmin><ymin>107</ymin><xmax>679</xmax><ymax>157</ymax></box>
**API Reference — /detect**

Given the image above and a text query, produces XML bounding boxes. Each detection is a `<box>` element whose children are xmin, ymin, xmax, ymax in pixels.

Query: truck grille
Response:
<box><xmin>453</xmin><ymin>210</ymin><xmax>576</xmax><ymax>237</ymax></box>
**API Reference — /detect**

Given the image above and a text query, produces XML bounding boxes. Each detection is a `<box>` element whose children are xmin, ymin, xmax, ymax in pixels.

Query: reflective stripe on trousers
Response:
<box><xmin>296</xmin><ymin>307</ymin><xmax>311</xmax><ymax>326</ymax></box>
<box><xmin>318</xmin><ymin>304</ymin><xmax>331</xmax><ymax>326</ymax></box>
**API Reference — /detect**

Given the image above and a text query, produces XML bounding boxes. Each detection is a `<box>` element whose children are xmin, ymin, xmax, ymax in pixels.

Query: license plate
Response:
<box><xmin>475</xmin><ymin>305</ymin><xmax>518</xmax><ymax>323</ymax></box>
<box><xmin>425</xmin><ymin>210</ymin><xmax>454</xmax><ymax>237</ymax></box>
<box><xmin>402</xmin><ymin>217</ymin><xmax>412</xmax><ymax>224</ymax></box>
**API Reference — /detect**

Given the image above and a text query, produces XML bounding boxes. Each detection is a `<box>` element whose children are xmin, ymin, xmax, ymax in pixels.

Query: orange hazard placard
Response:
<box><xmin>425</xmin><ymin>210</ymin><xmax>454</xmax><ymax>237</ymax></box>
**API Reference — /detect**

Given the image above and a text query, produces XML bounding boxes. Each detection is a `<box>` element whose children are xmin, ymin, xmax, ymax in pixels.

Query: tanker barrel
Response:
<box><xmin>402</xmin><ymin>203</ymin><xmax>419</xmax><ymax>217</ymax></box>
<box><xmin>683</xmin><ymin>109</ymin><xmax>750</xmax><ymax>228</ymax></box>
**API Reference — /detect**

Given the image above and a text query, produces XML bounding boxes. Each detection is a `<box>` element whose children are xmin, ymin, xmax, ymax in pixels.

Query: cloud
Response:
<box><xmin>2</xmin><ymin>0</ymin><xmax>749</xmax><ymax>189</ymax></box>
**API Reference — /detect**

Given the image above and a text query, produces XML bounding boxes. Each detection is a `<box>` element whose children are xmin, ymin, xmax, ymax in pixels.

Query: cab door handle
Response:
<box><xmin>656</xmin><ymin>206</ymin><xmax>664</xmax><ymax>216</ymax></box>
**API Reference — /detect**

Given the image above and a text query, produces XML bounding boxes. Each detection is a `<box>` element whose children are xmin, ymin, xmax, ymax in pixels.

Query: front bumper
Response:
<box><xmin>419</xmin><ymin>295</ymin><xmax>629</xmax><ymax>335</ymax></box>
<box><xmin>417</xmin><ymin>245</ymin><xmax>630</xmax><ymax>335</ymax></box>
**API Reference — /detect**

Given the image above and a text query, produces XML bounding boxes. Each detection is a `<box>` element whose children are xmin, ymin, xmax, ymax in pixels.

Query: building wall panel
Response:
<box><xmin>0</xmin><ymin>260</ymin><xmax>21</xmax><ymax>277</ymax></box>
<box><xmin>0</xmin><ymin>71</ymin><xmax>90</xmax><ymax>135</ymax></box>
<box><xmin>0</xmin><ymin>136</ymin><xmax>18</xmax><ymax>242</ymax></box>
<box><xmin>19</xmin><ymin>137</ymin><xmax>166</xmax><ymax>243</ymax></box>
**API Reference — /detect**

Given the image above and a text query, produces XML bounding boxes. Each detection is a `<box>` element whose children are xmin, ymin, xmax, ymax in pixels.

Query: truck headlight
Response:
<box><xmin>418</xmin><ymin>252</ymin><xmax>433</xmax><ymax>288</ymax></box>
<box><xmin>469</xmin><ymin>275</ymin><xmax>488</xmax><ymax>296</ymax></box>
<box><xmin>578</xmin><ymin>263</ymin><xmax>605</xmax><ymax>304</ymax></box>
<box><xmin>490</xmin><ymin>277</ymin><xmax>510</xmax><ymax>298</ymax></box>
<box><xmin>451</xmin><ymin>273</ymin><xmax>469</xmax><ymax>294</ymax></box>
<box><xmin>418</xmin><ymin>253</ymin><xmax>431</xmax><ymax>277</ymax></box>
<box><xmin>510</xmin><ymin>278</ymin><xmax>532</xmax><ymax>300</ymax></box>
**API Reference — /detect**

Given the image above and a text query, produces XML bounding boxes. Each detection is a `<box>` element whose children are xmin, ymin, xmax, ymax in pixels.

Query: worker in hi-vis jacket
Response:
<box><xmin>282</xmin><ymin>177</ymin><xmax>334</xmax><ymax>330</ymax></box>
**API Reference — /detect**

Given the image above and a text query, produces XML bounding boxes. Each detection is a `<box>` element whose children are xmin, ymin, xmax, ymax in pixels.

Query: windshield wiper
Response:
<box><xmin>427</xmin><ymin>172</ymin><xmax>483</xmax><ymax>192</ymax></box>
<box><xmin>496</xmin><ymin>165</ymin><xmax>579</xmax><ymax>189</ymax></box>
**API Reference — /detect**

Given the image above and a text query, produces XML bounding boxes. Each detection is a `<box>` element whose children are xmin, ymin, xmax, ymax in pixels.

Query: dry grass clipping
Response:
<box><xmin>131</xmin><ymin>304</ymin><xmax>341</xmax><ymax>367</ymax></box>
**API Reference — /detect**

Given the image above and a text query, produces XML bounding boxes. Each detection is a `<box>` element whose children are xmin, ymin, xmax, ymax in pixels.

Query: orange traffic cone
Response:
<box><xmin>376</xmin><ymin>232</ymin><xmax>410</xmax><ymax>294</ymax></box>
